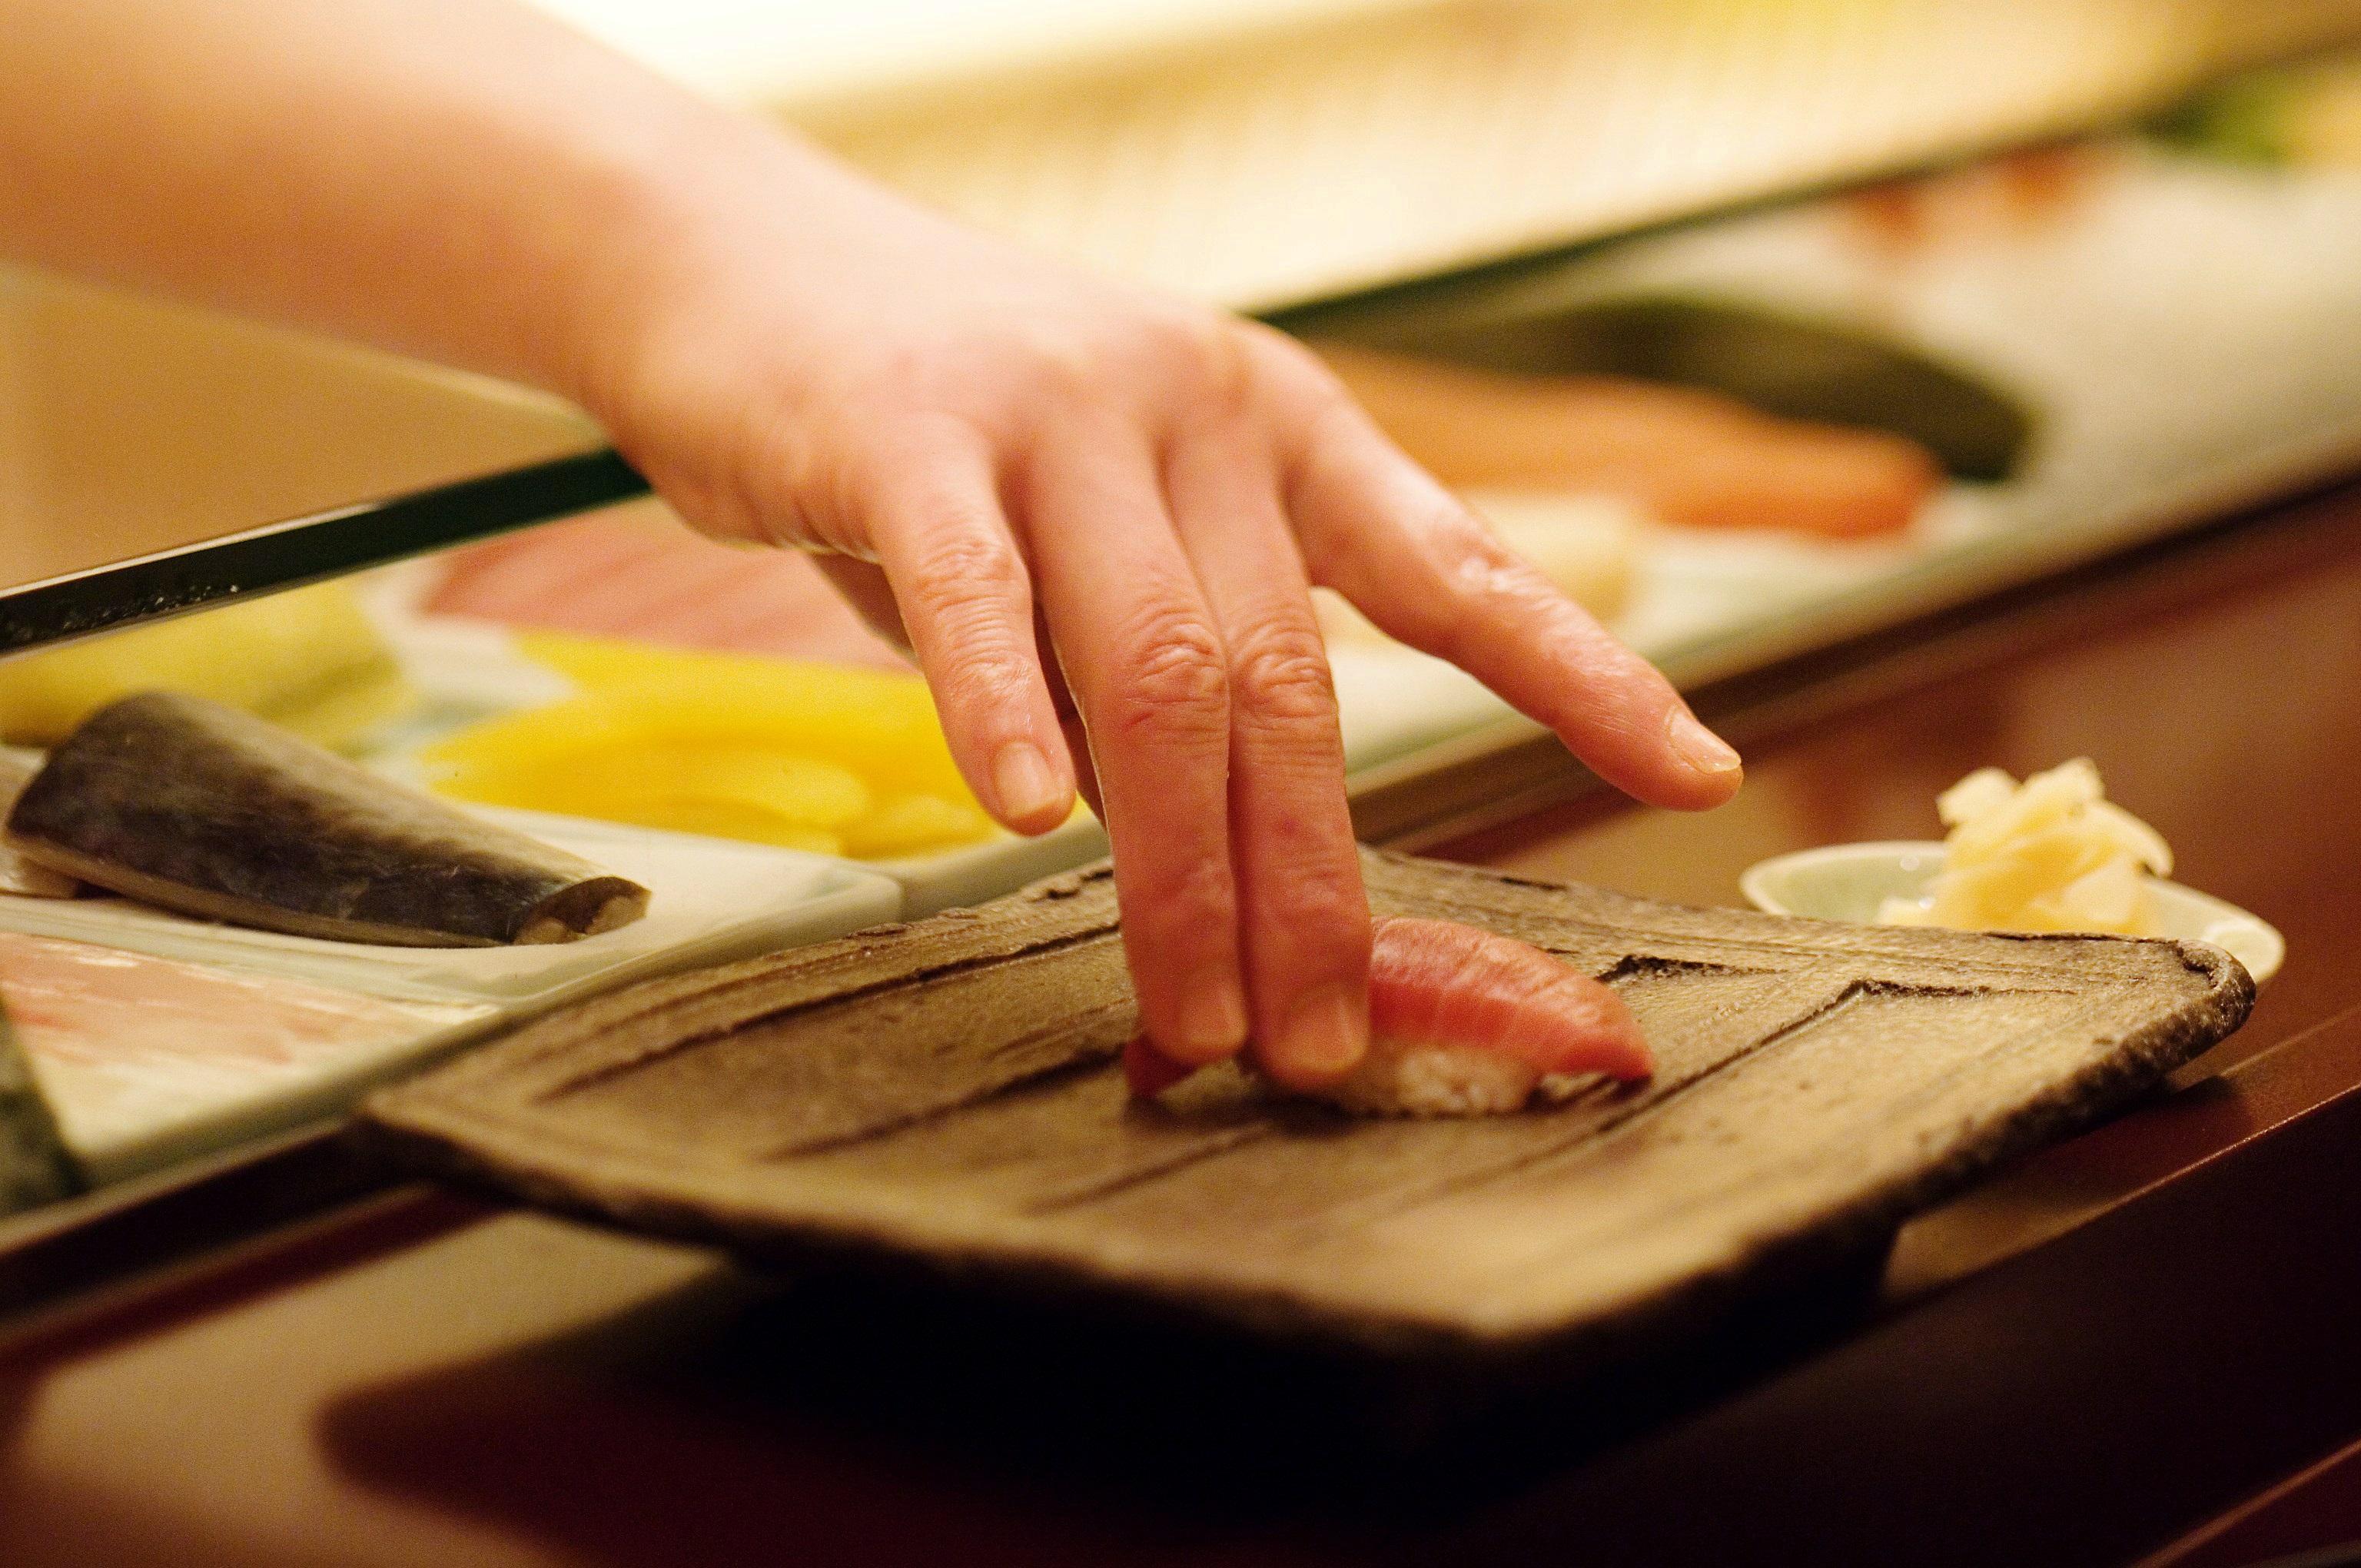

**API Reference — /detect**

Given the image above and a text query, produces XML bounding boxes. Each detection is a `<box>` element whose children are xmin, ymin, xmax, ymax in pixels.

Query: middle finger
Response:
<box><xmin>1022</xmin><ymin>428</ymin><xmax>1248</xmax><ymax>1070</ymax></box>
<box><xmin>1165</xmin><ymin>426</ymin><xmax>1371</xmax><ymax>1089</ymax></box>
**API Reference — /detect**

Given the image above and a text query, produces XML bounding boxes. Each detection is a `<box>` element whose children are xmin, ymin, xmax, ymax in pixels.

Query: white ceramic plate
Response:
<box><xmin>1739</xmin><ymin>840</ymin><xmax>2284</xmax><ymax>986</ymax></box>
<box><xmin>0</xmin><ymin>807</ymin><xmax>901</xmax><ymax>1008</ymax></box>
<box><xmin>0</xmin><ymin>811</ymin><xmax>906</xmax><ymax>1182</ymax></box>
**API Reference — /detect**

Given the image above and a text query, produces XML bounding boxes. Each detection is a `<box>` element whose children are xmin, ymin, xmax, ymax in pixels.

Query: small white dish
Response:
<box><xmin>1740</xmin><ymin>840</ymin><xmax>2284</xmax><ymax>986</ymax></box>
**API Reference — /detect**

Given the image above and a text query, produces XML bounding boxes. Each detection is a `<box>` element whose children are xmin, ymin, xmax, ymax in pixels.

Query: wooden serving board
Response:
<box><xmin>361</xmin><ymin>852</ymin><xmax>2252</xmax><ymax>1364</ymax></box>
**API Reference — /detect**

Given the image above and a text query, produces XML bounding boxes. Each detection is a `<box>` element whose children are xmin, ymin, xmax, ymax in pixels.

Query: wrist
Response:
<box><xmin>517</xmin><ymin>110</ymin><xmax>746</xmax><ymax>412</ymax></box>
<box><xmin>536</xmin><ymin>112</ymin><xmax>881</xmax><ymax>427</ymax></box>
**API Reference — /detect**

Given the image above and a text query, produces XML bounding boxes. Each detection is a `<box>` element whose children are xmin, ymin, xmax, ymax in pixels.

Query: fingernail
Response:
<box><xmin>992</xmin><ymin>740</ymin><xmax>1067</xmax><ymax>825</ymax></box>
<box><xmin>1665</xmin><ymin>709</ymin><xmax>1742</xmax><ymax>776</ymax></box>
<box><xmin>1171</xmin><ymin>968</ymin><xmax>1250</xmax><ymax>1061</ymax></box>
<box><xmin>1272</xmin><ymin>983</ymin><xmax>1366</xmax><ymax>1082</ymax></box>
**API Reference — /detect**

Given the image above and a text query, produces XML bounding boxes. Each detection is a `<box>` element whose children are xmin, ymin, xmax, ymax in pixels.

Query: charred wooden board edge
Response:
<box><xmin>357</xmin><ymin>854</ymin><xmax>2256</xmax><ymax>1369</ymax></box>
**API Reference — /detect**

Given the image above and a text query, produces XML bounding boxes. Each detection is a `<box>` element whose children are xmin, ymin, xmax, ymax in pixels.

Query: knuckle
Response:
<box><xmin>1118</xmin><ymin>849</ymin><xmax>1237</xmax><ymax>954</ymax></box>
<box><xmin>1410</xmin><ymin>493</ymin><xmax>1506</xmax><ymax>563</ymax></box>
<box><xmin>902</xmin><ymin>528</ymin><xmax>1025</xmax><ymax>617</ymax></box>
<box><xmin>899</xmin><ymin>541</ymin><xmax>1032</xmax><ymax>669</ymax></box>
<box><xmin>1280</xmin><ymin>367</ymin><xmax>1368</xmax><ymax>453</ymax></box>
<box><xmin>1135</xmin><ymin>309</ymin><xmax>1256</xmax><ymax>411</ymax></box>
<box><xmin>1103</xmin><ymin>602</ymin><xmax>1229</xmax><ymax>743</ymax></box>
<box><xmin>1021</xmin><ymin>337</ymin><xmax>1104</xmax><ymax>411</ymax></box>
<box><xmin>673</xmin><ymin>408</ymin><xmax>827</xmax><ymax>552</ymax></box>
<box><xmin>1160</xmin><ymin>852</ymin><xmax>1238</xmax><ymax>929</ymax></box>
<box><xmin>933</xmin><ymin>658</ymin><xmax>1037</xmax><ymax>728</ymax></box>
<box><xmin>889</xmin><ymin>532</ymin><xmax>1044</xmax><ymax>715</ymax></box>
<box><xmin>1395</xmin><ymin>506</ymin><xmax>1524</xmax><ymax>647</ymax></box>
<box><xmin>1135</xmin><ymin>306</ymin><xmax>1224</xmax><ymax>365</ymax></box>
<box><xmin>1240</xmin><ymin>324</ymin><xmax>1338</xmax><ymax>403</ymax></box>
<box><xmin>1227</xmin><ymin>620</ymin><xmax>1337</xmax><ymax>727</ymax></box>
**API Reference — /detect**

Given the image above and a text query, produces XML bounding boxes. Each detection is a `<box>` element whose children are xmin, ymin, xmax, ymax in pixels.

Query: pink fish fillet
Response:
<box><xmin>0</xmin><ymin>932</ymin><xmax>432</xmax><ymax>1071</ymax></box>
<box><xmin>425</xmin><ymin>512</ymin><xmax>910</xmax><ymax>669</ymax></box>
<box><xmin>1125</xmin><ymin>917</ymin><xmax>1652</xmax><ymax>1115</ymax></box>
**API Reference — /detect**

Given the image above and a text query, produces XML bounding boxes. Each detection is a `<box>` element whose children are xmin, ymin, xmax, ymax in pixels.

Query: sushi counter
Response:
<box><xmin>3</xmin><ymin>453</ymin><xmax>2361</xmax><ymax>1566</ymax></box>
<box><xmin>12</xmin><ymin>26</ymin><xmax>2361</xmax><ymax>1562</ymax></box>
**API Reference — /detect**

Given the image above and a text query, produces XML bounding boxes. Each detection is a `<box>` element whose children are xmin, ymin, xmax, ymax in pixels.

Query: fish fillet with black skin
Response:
<box><xmin>0</xmin><ymin>752</ymin><xmax>77</xmax><ymax>898</ymax></box>
<box><xmin>5</xmin><ymin>692</ymin><xmax>647</xmax><ymax>946</ymax></box>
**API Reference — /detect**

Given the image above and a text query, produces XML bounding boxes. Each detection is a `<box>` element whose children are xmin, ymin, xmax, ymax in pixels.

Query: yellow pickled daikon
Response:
<box><xmin>837</xmin><ymin>793</ymin><xmax>995</xmax><ymax>859</ymax></box>
<box><xmin>420</xmin><ymin>633</ymin><xmax>999</xmax><ymax>859</ymax></box>
<box><xmin>443</xmin><ymin>744</ymin><xmax>872</xmax><ymax>852</ymax></box>
<box><xmin>1878</xmin><ymin>759</ymin><xmax>2173</xmax><ymax>935</ymax></box>
<box><xmin>0</xmin><ymin>582</ymin><xmax>411</xmax><ymax>749</ymax></box>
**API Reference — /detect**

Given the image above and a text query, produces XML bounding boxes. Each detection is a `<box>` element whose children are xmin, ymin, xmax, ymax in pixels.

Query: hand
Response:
<box><xmin>0</xmin><ymin>0</ymin><xmax>1737</xmax><ymax>1087</ymax></box>
<box><xmin>576</xmin><ymin>140</ymin><xmax>1745</xmax><ymax>1088</ymax></box>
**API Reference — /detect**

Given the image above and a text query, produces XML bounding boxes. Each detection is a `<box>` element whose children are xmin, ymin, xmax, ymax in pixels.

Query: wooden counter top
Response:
<box><xmin>5</xmin><ymin>482</ymin><xmax>2361</xmax><ymax>1566</ymax></box>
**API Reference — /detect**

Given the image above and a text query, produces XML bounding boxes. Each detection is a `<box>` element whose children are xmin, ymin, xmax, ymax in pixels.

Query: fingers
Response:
<box><xmin>818</xmin><ymin>545</ymin><xmax>1107</xmax><ymax>827</ymax></box>
<box><xmin>1038</xmin><ymin>631</ymin><xmax>1104</xmax><ymax>821</ymax></box>
<box><xmin>1287</xmin><ymin>394</ymin><xmax>1742</xmax><ymax>812</ymax></box>
<box><xmin>1022</xmin><ymin>431</ymin><xmax>1249</xmax><ymax>1068</ymax></box>
<box><xmin>1124</xmin><ymin>1035</ymin><xmax>1195</xmax><ymax>1098</ymax></box>
<box><xmin>1165</xmin><ymin>428</ymin><xmax>1371</xmax><ymax>1089</ymax></box>
<box><xmin>854</xmin><ymin>434</ymin><xmax>1077</xmax><ymax>835</ymax></box>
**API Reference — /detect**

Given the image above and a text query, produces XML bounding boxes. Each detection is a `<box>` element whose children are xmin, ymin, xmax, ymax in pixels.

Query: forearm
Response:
<box><xmin>0</xmin><ymin>0</ymin><xmax>841</xmax><ymax>400</ymax></box>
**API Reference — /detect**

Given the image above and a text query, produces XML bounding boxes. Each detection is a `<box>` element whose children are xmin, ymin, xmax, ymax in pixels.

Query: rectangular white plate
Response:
<box><xmin>0</xmin><ymin>809</ymin><xmax>903</xmax><ymax>1181</ymax></box>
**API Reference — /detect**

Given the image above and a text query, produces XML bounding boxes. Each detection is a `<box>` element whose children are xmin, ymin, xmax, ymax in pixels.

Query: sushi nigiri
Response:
<box><xmin>1127</xmin><ymin>917</ymin><xmax>1651</xmax><ymax>1116</ymax></box>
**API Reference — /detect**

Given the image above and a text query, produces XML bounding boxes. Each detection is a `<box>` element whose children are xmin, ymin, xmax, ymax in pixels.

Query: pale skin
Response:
<box><xmin>0</xmin><ymin>0</ymin><xmax>1742</xmax><ymax>1088</ymax></box>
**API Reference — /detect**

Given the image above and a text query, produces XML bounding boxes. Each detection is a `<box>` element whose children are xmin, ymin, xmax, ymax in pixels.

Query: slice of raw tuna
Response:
<box><xmin>1127</xmin><ymin>915</ymin><xmax>1650</xmax><ymax>1115</ymax></box>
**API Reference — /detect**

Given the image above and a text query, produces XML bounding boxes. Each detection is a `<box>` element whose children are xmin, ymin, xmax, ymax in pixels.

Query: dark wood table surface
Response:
<box><xmin>5</xmin><ymin>481</ymin><xmax>2361</xmax><ymax>1567</ymax></box>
